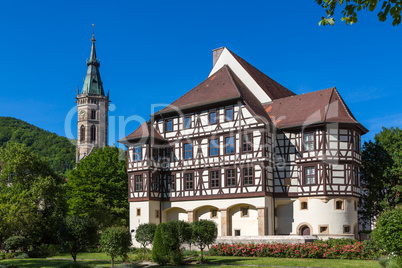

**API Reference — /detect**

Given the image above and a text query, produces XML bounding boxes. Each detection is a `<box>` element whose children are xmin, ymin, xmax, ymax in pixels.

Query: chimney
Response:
<box><xmin>212</xmin><ymin>47</ymin><xmax>225</xmax><ymax>67</ymax></box>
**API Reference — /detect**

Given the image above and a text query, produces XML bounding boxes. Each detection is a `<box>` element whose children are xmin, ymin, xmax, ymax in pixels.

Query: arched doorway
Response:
<box><xmin>301</xmin><ymin>225</ymin><xmax>310</xmax><ymax>235</ymax></box>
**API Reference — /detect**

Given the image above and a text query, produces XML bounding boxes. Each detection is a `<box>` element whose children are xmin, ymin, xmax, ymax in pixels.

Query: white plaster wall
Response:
<box><xmin>196</xmin><ymin>206</ymin><xmax>221</xmax><ymax>236</ymax></box>
<box><xmin>130</xmin><ymin>200</ymin><xmax>160</xmax><ymax>247</ymax></box>
<box><xmin>292</xmin><ymin>198</ymin><xmax>358</xmax><ymax>236</ymax></box>
<box><xmin>230</xmin><ymin>204</ymin><xmax>258</xmax><ymax>236</ymax></box>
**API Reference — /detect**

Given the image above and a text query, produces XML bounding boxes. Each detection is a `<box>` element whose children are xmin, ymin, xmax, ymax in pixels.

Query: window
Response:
<box><xmin>155</xmin><ymin>210</ymin><xmax>160</xmax><ymax>219</ymax></box>
<box><xmin>210</xmin><ymin>139</ymin><xmax>218</xmax><ymax>156</ymax></box>
<box><xmin>209</xmin><ymin>111</ymin><xmax>217</xmax><ymax>124</ymax></box>
<box><xmin>136</xmin><ymin>208</ymin><xmax>141</xmax><ymax>216</ymax></box>
<box><xmin>91</xmin><ymin>109</ymin><xmax>96</xmax><ymax>120</ymax></box>
<box><xmin>152</xmin><ymin>176</ymin><xmax>159</xmax><ymax>191</ymax></box>
<box><xmin>225</xmin><ymin>137</ymin><xmax>235</xmax><ymax>154</ymax></box>
<box><xmin>242</xmin><ymin>133</ymin><xmax>252</xmax><ymax>152</ymax></box>
<box><xmin>303</xmin><ymin>132</ymin><xmax>314</xmax><ymax>151</ymax></box>
<box><xmin>184</xmin><ymin>116</ymin><xmax>191</xmax><ymax>129</ymax></box>
<box><xmin>210</xmin><ymin>170</ymin><xmax>219</xmax><ymax>188</ymax></box>
<box><xmin>166</xmin><ymin>120</ymin><xmax>173</xmax><ymax>132</ymax></box>
<box><xmin>241</xmin><ymin>207</ymin><xmax>249</xmax><ymax>217</ymax></box>
<box><xmin>135</xmin><ymin>175</ymin><xmax>143</xmax><ymax>191</ymax></box>
<box><xmin>354</xmin><ymin>134</ymin><xmax>360</xmax><ymax>153</ymax></box>
<box><xmin>343</xmin><ymin>225</ymin><xmax>351</xmax><ymax>234</ymax></box>
<box><xmin>354</xmin><ymin>200</ymin><xmax>357</xmax><ymax>211</ymax></box>
<box><xmin>243</xmin><ymin>167</ymin><xmax>253</xmax><ymax>185</ymax></box>
<box><xmin>301</xmin><ymin>201</ymin><xmax>308</xmax><ymax>210</ymax></box>
<box><xmin>211</xmin><ymin>209</ymin><xmax>218</xmax><ymax>218</ymax></box>
<box><xmin>134</xmin><ymin>146</ymin><xmax>142</xmax><ymax>161</ymax></box>
<box><xmin>234</xmin><ymin>230</ymin><xmax>241</xmax><ymax>236</ymax></box>
<box><xmin>225</xmin><ymin>108</ymin><xmax>233</xmax><ymax>121</ymax></box>
<box><xmin>185</xmin><ymin>173</ymin><xmax>193</xmax><ymax>190</ymax></box>
<box><xmin>353</xmin><ymin>167</ymin><xmax>359</xmax><ymax>186</ymax></box>
<box><xmin>167</xmin><ymin>175</ymin><xmax>175</xmax><ymax>191</ymax></box>
<box><xmin>90</xmin><ymin>125</ymin><xmax>96</xmax><ymax>142</ymax></box>
<box><xmin>226</xmin><ymin>169</ymin><xmax>236</xmax><ymax>187</ymax></box>
<box><xmin>184</xmin><ymin>143</ymin><xmax>192</xmax><ymax>159</ymax></box>
<box><xmin>80</xmin><ymin>125</ymin><xmax>85</xmax><ymax>142</ymax></box>
<box><xmin>335</xmin><ymin>200</ymin><xmax>344</xmax><ymax>210</ymax></box>
<box><xmin>305</xmin><ymin>166</ymin><xmax>315</xmax><ymax>184</ymax></box>
<box><xmin>319</xmin><ymin>225</ymin><xmax>329</xmax><ymax>234</ymax></box>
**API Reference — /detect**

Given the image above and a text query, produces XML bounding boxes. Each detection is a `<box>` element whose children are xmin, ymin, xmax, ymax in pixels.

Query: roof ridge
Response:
<box><xmin>225</xmin><ymin>48</ymin><xmax>296</xmax><ymax>100</ymax></box>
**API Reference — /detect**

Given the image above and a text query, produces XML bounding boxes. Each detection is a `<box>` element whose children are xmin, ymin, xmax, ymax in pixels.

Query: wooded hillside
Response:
<box><xmin>0</xmin><ymin>116</ymin><xmax>75</xmax><ymax>174</ymax></box>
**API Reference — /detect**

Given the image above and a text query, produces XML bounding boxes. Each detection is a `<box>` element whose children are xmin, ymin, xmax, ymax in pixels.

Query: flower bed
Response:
<box><xmin>209</xmin><ymin>242</ymin><xmax>375</xmax><ymax>260</ymax></box>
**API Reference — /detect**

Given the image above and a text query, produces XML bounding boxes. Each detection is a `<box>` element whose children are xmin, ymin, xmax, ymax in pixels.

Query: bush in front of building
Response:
<box><xmin>191</xmin><ymin>220</ymin><xmax>218</xmax><ymax>262</ymax></box>
<box><xmin>100</xmin><ymin>226</ymin><xmax>132</xmax><ymax>268</ymax></box>
<box><xmin>135</xmin><ymin>223</ymin><xmax>157</xmax><ymax>256</ymax></box>
<box><xmin>151</xmin><ymin>220</ymin><xmax>192</xmax><ymax>265</ymax></box>
<box><xmin>209</xmin><ymin>241</ymin><xmax>376</xmax><ymax>259</ymax></box>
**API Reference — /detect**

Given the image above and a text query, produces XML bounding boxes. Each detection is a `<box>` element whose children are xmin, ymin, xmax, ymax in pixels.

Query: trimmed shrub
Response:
<box><xmin>4</xmin><ymin>236</ymin><xmax>27</xmax><ymax>252</ymax></box>
<box><xmin>135</xmin><ymin>223</ymin><xmax>157</xmax><ymax>256</ymax></box>
<box><xmin>152</xmin><ymin>223</ymin><xmax>169</xmax><ymax>265</ymax></box>
<box><xmin>191</xmin><ymin>220</ymin><xmax>217</xmax><ymax>262</ymax></box>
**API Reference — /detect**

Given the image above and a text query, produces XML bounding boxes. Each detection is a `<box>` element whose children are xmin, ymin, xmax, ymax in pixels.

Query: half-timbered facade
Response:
<box><xmin>119</xmin><ymin>47</ymin><xmax>367</xmax><ymax>245</ymax></box>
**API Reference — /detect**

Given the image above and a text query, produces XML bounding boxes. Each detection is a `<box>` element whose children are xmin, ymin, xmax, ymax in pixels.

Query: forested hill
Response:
<box><xmin>0</xmin><ymin>116</ymin><xmax>75</xmax><ymax>174</ymax></box>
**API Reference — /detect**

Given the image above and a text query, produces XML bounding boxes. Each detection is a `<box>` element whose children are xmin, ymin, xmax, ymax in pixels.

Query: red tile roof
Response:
<box><xmin>227</xmin><ymin>49</ymin><xmax>296</xmax><ymax>100</ymax></box>
<box><xmin>154</xmin><ymin>65</ymin><xmax>242</xmax><ymax>115</ymax></box>
<box><xmin>120</xmin><ymin>121</ymin><xmax>165</xmax><ymax>143</ymax></box>
<box><xmin>263</xmin><ymin>87</ymin><xmax>367</xmax><ymax>133</ymax></box>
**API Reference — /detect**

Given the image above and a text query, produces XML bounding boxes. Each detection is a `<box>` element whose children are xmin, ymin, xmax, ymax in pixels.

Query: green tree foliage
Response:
<box><xmin>0</xmin><ymin>143</ymin><xmax>67</xmax><ymax>246</ymax></box>
<box><xmin>151</xmin><ymin>223</ymin><xmax>169</xmax><ymax>265</ymax></box>
<box><xmin>66</xmin><ymin>146</ymin><xmax>128</xmax><ymax>228</ymax></box>
<box><xmin>360</xmin><ymin>127</ymin><xmax>402</xmax><ymax>222</ymax></box>
<box><xmin>100</xmin><ymin>226</ymin><xmax>132</xmax><ymax>268</ymax></box>
<box><xmin>191</xmin><ymin>220</ymin><xmax>218</xmax><ymax>262</ymax></box>
<box><xmin>372</xmin><ymin>206</ymin><xmax>402</xmax><ymax>258</ymax></box>
<box><xmin>151</xmin><ymin>220</ymin><xmax>192</xmax><ymax>265</ymax></box>
<box><xmin>135</xmin><ymin>223</ymin><xmax>157</xmax><ymax>256</ymax></box>
<box><xmin>316</xmin><ymin>0</ymin><xmax>402</xmax><ymax>26</ymax></box>
<box><xmin>0</xmin><ymin>117</ymin><xmax>75</xmax><ymax>175</ymax></box>
<box><xmin>57</xmin><ymin>215</ymin><xmax>98</xmax><ymax>263</ymax></box>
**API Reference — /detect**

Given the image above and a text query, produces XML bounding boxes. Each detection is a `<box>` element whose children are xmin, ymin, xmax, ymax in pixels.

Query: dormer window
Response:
<box><xmin>209</xmin><ymin>111</ymin><xmax>217</xmax><ymax>124</ymax></box>
<box><xmin>303</xmin><ymin>133</ymin><xmax>314</xmax><ymax>151</ymax></box>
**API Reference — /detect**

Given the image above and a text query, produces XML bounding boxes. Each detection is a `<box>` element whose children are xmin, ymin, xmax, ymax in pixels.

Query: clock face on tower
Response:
<box><xmin>79</xmin><ymin>110</ymin><xmax>86</xmax><ymax>120</ymax></box>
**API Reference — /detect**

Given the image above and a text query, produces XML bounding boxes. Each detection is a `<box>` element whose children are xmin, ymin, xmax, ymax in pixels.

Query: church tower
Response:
<box><xmin>76</xmin><ymin>32</ymin><xmax>109</xmax><ymax>162</ymax></box>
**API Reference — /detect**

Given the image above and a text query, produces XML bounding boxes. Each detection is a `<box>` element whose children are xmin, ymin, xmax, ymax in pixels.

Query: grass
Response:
<box><xmin>0</xmin><ymin>253</ymin><xmax>381</xmax><ymax>268</ymax></box>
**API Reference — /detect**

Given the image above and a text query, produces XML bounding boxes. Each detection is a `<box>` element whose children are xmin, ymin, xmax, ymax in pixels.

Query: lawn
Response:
<box><xmin>0</xmin><ymin>253</ymin><xmax>381</xmax><ymax>268</ymax></box>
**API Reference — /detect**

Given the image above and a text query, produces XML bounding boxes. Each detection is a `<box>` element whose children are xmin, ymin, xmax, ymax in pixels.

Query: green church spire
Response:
<box><xmin>81</xmin><ymin>32</ymin><xmax>104</xmax><ymax>96</ymax></box>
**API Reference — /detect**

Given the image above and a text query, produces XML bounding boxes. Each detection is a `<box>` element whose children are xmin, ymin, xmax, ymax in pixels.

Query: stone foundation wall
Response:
<box><xmin>215</xmin><ymin>235</ymin><xmax>318</xmax><ymax>245</ymax></box>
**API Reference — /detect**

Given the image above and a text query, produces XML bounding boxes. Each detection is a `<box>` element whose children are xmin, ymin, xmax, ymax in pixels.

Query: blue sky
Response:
<box><xmin>0</xmin><ymin>0</ymin><xmax>401</xmax><ymax>147</ymax></box>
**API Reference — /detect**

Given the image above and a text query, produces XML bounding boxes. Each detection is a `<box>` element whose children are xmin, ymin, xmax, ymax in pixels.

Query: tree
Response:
<box><xmin>360</xmin><ymin>127</ymin><xmax>402</xmax><ymax>224</ymax></box>
<box><xmin>4</xmin><ymin>236</ymin><xmax>27</xmax><ymax>252</ymax></box>
<box><xmin>372</xmin><ymin>206</ymin><xmax>402</xmax><ymax>260</ymax></box>
<box><xmin>66</xmin><ymin>146</ymin><xmax>128</xmax><ymax>228</ymax></box>
<box><xmin>0</xmin><ymin>143</ymin><xmax>67</xmax><ymax>246</ymax></box>
<box><xmin>57</xmin><ymin>215</ymin><xmax>98</xmax><ymax>263</ymax></box>
<box><xmin>191</xmin><ymin>220</ymin><xmax>217</xmax><ymax>262</ymax></box>
<box><xmin>316</xmin><ymin>0</ymin><xmax>402</xmax><ymax>26</ymax></box>
<box><xmin>100</xmin><ymin>226</ymin><xmax>132</xmax><ymax>268</ymax></box>
<box><xmin>135</xmin><ymin>223</ymin><xmax>157</xmax><ymax>256</ymax></box>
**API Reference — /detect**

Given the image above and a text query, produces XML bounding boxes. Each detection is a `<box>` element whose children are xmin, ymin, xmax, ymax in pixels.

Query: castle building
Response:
<box><xmin>119</xmin><ymin>47</ymin><xmax>367</xmax><ymax>243</ymax></box>
<box><xmin>76</xmin><ymin>34</ymin><xmax>109</xmax><ymax>162</ymax></box>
